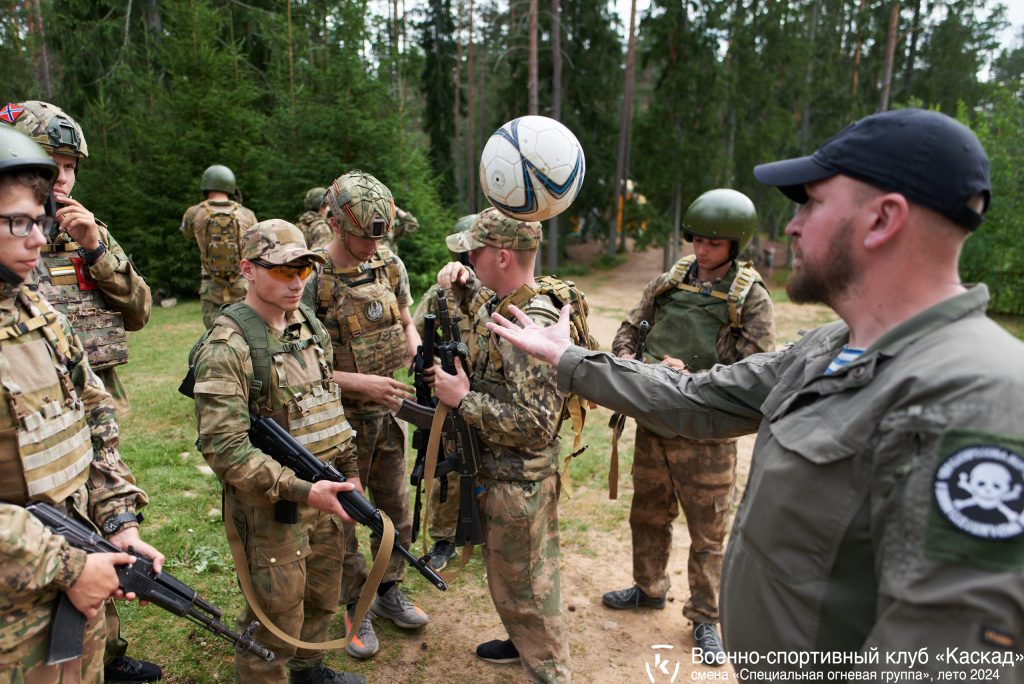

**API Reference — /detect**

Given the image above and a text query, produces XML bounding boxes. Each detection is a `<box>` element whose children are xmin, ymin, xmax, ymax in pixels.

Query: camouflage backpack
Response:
<box><xmin>202</xmin><ymin>205</ymin><xmax>243</xmax><ymax>281</ymax></box>
<box><xmin>491</xmin><ymin>275</ymin><xmax>599</xmax><ymax>457</ymax></box>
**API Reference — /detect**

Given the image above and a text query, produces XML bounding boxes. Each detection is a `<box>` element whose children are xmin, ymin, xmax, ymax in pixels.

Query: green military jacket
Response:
<box><xmin>559</xmin><ymin>285</ymin><xmax>1024</xmax><ymax>677</ymax></box>
<box><xmin>0</xmin><ymin>283</ymin><xmax>147</xmax><ymax>661</ymax></box>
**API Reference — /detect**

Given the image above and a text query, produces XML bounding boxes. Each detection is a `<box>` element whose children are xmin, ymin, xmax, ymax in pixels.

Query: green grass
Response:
<box><xmin>114</xmin><ymin>301</ymin><xmax>632</xmax><ymax>682</ymax></box>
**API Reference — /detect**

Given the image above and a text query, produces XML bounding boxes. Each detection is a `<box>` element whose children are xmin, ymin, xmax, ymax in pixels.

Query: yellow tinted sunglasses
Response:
<box><xmin>253</xmin><ymin>260</ymin><xmax>314</xmax><ymax>282</ymax></box>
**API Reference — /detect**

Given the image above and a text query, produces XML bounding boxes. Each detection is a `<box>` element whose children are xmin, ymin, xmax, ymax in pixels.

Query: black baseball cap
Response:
<box><xmin>754</xmin><ymin>108</ymin><xmax>991</xmax><ymax>231</ymax></box>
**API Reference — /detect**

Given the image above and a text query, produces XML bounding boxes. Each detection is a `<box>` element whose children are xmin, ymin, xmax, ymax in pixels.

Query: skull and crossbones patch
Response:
<box><xmin>934</xmin><ymin>445</ymin><xmax>1024</xmax><ymax>540</ymax></box>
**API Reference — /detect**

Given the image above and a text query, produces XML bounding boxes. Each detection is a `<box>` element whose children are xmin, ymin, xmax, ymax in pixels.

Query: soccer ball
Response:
<box><xmin>479</xmin><ymin>115</ymin><xmax>586</xmax><ymax>222</ymax></box>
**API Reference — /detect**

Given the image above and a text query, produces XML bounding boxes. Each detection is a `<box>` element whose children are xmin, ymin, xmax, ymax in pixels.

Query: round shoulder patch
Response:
<box><xmin>934</xmin><ymin>445</ymin><xmax>1024</xmax><ymax>540</ymax></box>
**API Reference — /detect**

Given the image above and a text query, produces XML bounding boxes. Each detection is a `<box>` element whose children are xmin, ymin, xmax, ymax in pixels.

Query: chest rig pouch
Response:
<box><xmin>34</xmin><ymin>242</ymin><xmax>128</xmax><ymax>370</ymax></box>
<box><xmin>199</xmin><ymin>202</ymin><xmax>243</xmax><ymax>282</ymax></box>
<box><xmin>314</xmin><ymin>249</ymin><xmax>407</xmax><ymax>377</ymax></box>
<box><xmin>0</xmin><ymin>288</ymin><xmax>92</xmax><ymax>505</ymax></box>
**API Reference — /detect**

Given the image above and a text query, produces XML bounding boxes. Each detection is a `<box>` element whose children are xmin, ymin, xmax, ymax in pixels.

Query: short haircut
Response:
<box><xmin>513</xmin><ymin>248</ymin><xmax>537</xmax><ymax>269</ymax></box>
<box><xmin>0</xmin><ymin>170</ymin><xmax>52</xmax><ymax>205</ymax></box>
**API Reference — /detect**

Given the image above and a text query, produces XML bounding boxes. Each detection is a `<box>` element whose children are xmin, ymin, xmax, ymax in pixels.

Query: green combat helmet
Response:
<box><xmin>0</xmin><ymin>125</ymin><xmax>59</xmax><ymax>181</ymax></box>
<box><xmin>683</xmin><ymin>188</ymin><xmax>758</xmax><ymax>259</ymax></box>
<box><xmin>304</xmin><ymin>187</ymin><xmax>327</xmax><ymax>211</ymax></box>
<box><xmin>201</xmin><ymin>165</ymin><xmax>237</xmax><ymax>195</ymax></box>
<box><xmin>4</xmin><ymin>100</ymin><xmax>88</xmax><ymax>159</ymax></box>
<box><xmin>324</xmin><ymin>170</ymin><xmax>394</xmax><ymax>239</ymax></box>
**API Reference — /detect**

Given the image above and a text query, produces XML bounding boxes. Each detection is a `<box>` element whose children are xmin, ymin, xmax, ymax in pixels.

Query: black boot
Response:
<box><xmin>104</xmin><ymin>656</ymin><xmax>163</xmax><ymax>682</ymax></box>
<box><xmin>693</xmin><ymin>623</ymin><xmax>726</xmax><ymax>666</ymax></box>
<box><xmin>288</xmin><ymin>662</ymin><xmax>367</xmax><ymax>684</ymax></box>
<box><xmin>601</xmin><ymin>584</ymin><xmax>666</xmax><ymax>610</ymax></box>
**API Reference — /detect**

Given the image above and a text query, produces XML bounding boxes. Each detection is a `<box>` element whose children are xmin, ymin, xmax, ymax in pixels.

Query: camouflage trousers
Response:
<box><xmin>481</xmin><ymin>475</ymin><xmax>571</xmax><ymax>684</ymax></box>
<box><xmin>200</xmin><ymin>276</ymin><xmax>247</xmax><ymax>329</ymax></box>
<box><xmin>427</xmin><ymin>470</ymin><xmax>459</xmax><ymax>543</ymax></box>
<box><xmin>630</xmin><ymin>426</ymin><xmax>737</xmax><ymax>623</ymax></box>
<box><xmin>227</xmin><ymin>491</ymin><xmax>345</xmax><ymax>683</ymax></box>
<box><xmin>102</xmin><ymin>599</ymin><xmax>128</xmax><ymax>664</ymax></box>
<box><xmin>0</xmin><ymin>603</ymin><xmax>105</xmax><ymax>683</ymax></box>
<box><xmin>340</xmin><ymin>414</ymin><xmax>411</xmax><ymax>603</ymax></box>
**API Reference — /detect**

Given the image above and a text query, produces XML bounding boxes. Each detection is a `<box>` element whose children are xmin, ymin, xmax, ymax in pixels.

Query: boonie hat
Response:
<box><xmin>754</xmin><ymin>108</ymin><xmax>990</xmax><ymax>231</ymax></box>
<box><xmin>446</xmin><ymin>207</ymin><xmax>542</xmax><ymax>253</ymax></box>
<box><xmin>241</xmin><ymin>219</ymin><xmax>327</xmax><ymax>265</ymax></box>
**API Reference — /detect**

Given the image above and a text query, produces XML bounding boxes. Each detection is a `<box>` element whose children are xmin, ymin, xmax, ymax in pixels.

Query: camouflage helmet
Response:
<box><xmin>304</xmin><ymin>186</ymin><xmax>327</xmax><ymax>211</ymax></box>
<box><xmin>325</xmin><ymin>171</ymin><xmax>395</xmax><ymax>239</ymax></box>
<box><xmin>682</xmin><ymin>188</ymin><xmax>758</xmax><ymax>251</ymax></box>
<box><xmin>0</xmin><ymin>126</ymin><xmax>58</xmax><ymax>182</ymax></box>
<box><xmin>201</xmin><ymin>165</ymin><xmax>237</xmax><ymax>194</ymax></box>
<box><xmin>2</xmin><ymin>101</ymin><xmax>88</xmax><ymax>159</ymax></box>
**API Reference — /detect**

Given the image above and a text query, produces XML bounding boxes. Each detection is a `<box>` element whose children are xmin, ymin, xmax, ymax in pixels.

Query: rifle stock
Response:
<box><xmin>27</xmin><ymin>502</ymin><xmax>275</xmax><ymax>665</ymax></box>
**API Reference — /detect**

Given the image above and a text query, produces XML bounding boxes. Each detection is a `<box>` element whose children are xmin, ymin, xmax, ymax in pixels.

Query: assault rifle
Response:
<box><xmin>396</xmin><ymin>289</ymin><xmax>484</xmax><ymax>547</ymax></box>
<box><xmin>247</xmin><ymin>413</ymin><xmax>449</xmax><ymax>591</ymax></box>
<box><xmin>408</xmin><ymin>312</ymin><xmax>438</xmax><ymax>543</ymax></box>
<box><xmin>27</xmin><ymin>502</ymin><xmax>275</xmax><ymax>665</ymax></box>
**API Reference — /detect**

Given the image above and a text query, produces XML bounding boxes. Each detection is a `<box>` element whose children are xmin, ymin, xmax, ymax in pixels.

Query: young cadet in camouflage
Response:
<box><xmin>301</xmin><ymin>171</ymin><xmax>425</xmax><ymax>660</ymax></box>
<box><xmin>0</xmin><ymin>125</ymin><xmax>163</xmax><ymax>684</ymax></box>
<box><xmin>602</xmin><ymin>188</ymin><xmax>775</xmax><ymax>664</ymax></box>
<box><xmin>433</xmin><ymin>207</ymin><xmax>571</xmax><ymax>683</ymax></box>
<box><xmin>180</xmin><ymin>164</ymin><xmax>259</xmax><ymax>329</ymax></box>
<box><xmin>490</xmin><ymin>110</ymin><xmax>1024</xmax><ymax>680</ymax></box>
<box><xmin>190</xmin><ymin>219</ymin><xmax>365</xmax><ymax>684</ymax></box>
<box><xmin>3</xmin><ymin>100</ymin><xmax>152</xmax><ymax>418</ymax></box>
<box><xmin>2</xmin><ymin>100</ymin><xmax>161</xmax><ymax>682</ymax></box>
<box><xmin>409</xmin><ymin>213</ymin><xmax>483</xmax><ymax>571</ymax></box>
<box><xmin>381</xmin><ymin>205</ymin><xmax>419</xmax><ymax>255</ymax></box>
<box><xmin>295</xmin><ymin>187</ymin><xmax>332</xmax><ymax>251</ymax></box>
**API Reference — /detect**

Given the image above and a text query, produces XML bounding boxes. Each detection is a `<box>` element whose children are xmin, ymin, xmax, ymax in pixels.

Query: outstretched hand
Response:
<box><xmin>486</xmin><ymin>304</ymin><xmax>572</xmax><ymax>366</ymax></box>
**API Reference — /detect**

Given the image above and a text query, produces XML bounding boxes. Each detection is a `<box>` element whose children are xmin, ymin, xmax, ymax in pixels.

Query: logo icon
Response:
<box><xmin>645</xmin><ymin>644</ymin><xmax>680</xmax><ymax>683</ymax></box>
<box><xmin>364</xmin><ymin>300</ymin><xmax>384</xmax><ymax>322</ymax></box>
<box><xmin>934</xmin><ymin>445</ymin><xmax>1024</xmax><ymax>540</ymax></box>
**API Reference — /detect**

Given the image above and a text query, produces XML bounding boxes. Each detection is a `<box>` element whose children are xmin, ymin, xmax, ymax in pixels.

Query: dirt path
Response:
<box><xmin>378</xmin><ymin>245</ymin><xmax>834</xmax><ymax>684</ymax></box>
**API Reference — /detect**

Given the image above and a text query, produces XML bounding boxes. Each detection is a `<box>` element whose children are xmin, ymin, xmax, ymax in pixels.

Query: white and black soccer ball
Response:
<box><xmin>479</xmin><ymin>115</ymin><xmax>586</xmax><ymax>222</ymax></box>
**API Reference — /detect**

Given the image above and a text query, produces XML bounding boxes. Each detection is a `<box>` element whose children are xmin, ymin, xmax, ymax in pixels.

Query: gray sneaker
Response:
<box><xmin>344</xmin><ymin>607</ymin><xmax>379</xmax><ymax>660</ymax></box>
<box><xmin>370</xmin><ymin>584</ymin><xmax>429</xmax><ymax>629</ymax></box>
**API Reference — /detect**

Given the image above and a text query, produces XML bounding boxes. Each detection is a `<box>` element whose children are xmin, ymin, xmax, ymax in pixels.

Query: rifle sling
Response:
<box><xmin>421</xmin><ymin>402</ymin><xmax>476</xmax><ymax>581</ymax></box>
<box><xmin>222</xmin><ymin>494</ymin><xmax>393</xmax><ymax>652</ymax></box>
<box><xmin>607</xmin><ymin>412</ymin><xmax>627</xmax><ymax>500</ymax></box>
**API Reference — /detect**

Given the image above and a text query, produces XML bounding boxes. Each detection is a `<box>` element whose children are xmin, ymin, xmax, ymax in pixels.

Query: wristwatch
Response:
<box><xmin>80</xmin><ymin>241</ymin><xmax>107</xmax><ymax>265</ymax></box>
<box><xmin>101</xmin><ymin>511</ymin><xmax>140</xmax><ymax>537</ymax></box>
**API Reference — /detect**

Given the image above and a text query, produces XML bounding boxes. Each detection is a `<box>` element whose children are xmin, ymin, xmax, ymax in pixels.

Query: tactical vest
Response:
<box><xmin>310</xmin><ymin>247</ymin><xmax>407</xmax><ymax>378</ymax></box>
<box><xmin>295</xmin><ymin>211</ymin><xmax>318</xmax><ymax>245</ymax></box>
<box><xmin>0</xmin><ymin>288</ymin><xmax>92</xmax><ymax>505</ymax></box>
<box><xmin>197</xmin><ymin>303</ymin><xmax>353</xmax><ymax>457</ymax></box>
<box><xmin>472</xmin><ymin>277</ymin><xmax>598</xmax><ymax>452</ymax></box>
<box><xmin>33</xmin><ymin>241</ymin><xmax>128</xmax><ymax>370</ymax></box>
<box><xmin>646</xmin><ymin>256</ymin><xmax>764</xmax><ymax>372</ymax></box>
<box><xmin>196</xmin><ymin>201</ymin><xmax>243</xmax><ymax>281</ymax></box>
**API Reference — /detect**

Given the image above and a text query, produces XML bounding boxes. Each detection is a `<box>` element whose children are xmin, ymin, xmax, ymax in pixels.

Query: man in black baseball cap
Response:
<box><xmin>485</xmin><ymin>108</ymin><xmax>1024</xmax><ymax>678</ymax></box>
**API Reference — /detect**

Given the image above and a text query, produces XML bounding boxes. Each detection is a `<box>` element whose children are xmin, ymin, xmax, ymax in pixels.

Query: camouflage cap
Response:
<box><xmin>2</xmin><ymin>101</ymin><xmax>88</xmax><ymax>159</ymax></box>
<box><xmin>446</xmin><ymin>206</ymin><xmax>542</xmax><ymax>253</ymax></box>
<box><xmin>240</xmin><ymin>219</ymin><xmax>327</xmax><ymax>266</ymax></box>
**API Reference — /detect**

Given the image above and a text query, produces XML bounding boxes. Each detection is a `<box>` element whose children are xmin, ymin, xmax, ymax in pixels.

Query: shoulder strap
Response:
<box><xmin>725</xmin><ymin>261</ymin><xmax>766</xmax><ymax>333</ymax></box>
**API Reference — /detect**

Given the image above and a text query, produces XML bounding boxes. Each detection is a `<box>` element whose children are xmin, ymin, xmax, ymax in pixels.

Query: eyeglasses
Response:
<box><xmin>0</xmin><ymin>214</ymin><xmax>55</xmax><ymax>237</ymax></box>
<box><xmin>252</xmin><ymin>260</ymin><xmax>314</xmax><ymax>282</ymax></box>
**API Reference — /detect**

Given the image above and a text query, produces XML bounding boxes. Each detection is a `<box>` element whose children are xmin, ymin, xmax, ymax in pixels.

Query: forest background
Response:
<box><xmin>3</xmin><ymin>0</ymin><xmax>1024</xmax><ymax>314</ymax></box>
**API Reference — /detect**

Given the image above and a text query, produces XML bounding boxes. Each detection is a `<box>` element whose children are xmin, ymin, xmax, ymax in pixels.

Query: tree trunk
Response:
<box><xmin>547</xmin><ymin>0</ymin><xmax>562</xmax><ymax>274</ymax></box>
<box><xmin>903</xmin><ymin>0</ymin><xmax>921</xmax><ymax>92</ymax></box>
<box><xmin>465</xmin><ymin>0</ymin><xmax>476</xmax><ymax>212</ymax></box>
<box><xmin>30</xmin><ymin>0</ymin><xmax>53</xmax><ymax>99</ymax></box>
<box><xmin>286</xmin><ymin>0</ymin><xmax>295</xmax><ymax>110</ymax></box>
<box><xmin>800</xmin><ymin>0</ymin><xmax>820</xmax><ymax>152</ymax></box>
<box><xmin>879</xmin><ymin>2</ymin><xmax>900</xmax><ymax>112</ymax></box>
<box><xmin>608</xmin><ymin>0</ymin><xmax>638</xmax><ymax>259</ymax></box>
<box><xmin>665</xmin><ymin>182</ymin><xmax>683</xmax><ymax>271</ymax></box>
<box><xmin>454</xmin><ymin>0</ymin><xmax>465</xmax><ymax>209</ymax></box>
<box><xmin>528</xmin><ymin>0</ymin><xmax>538</xmax><ymax>116</ymax></box>
<box><xmin>851</xmin><ymin>0</ymin><xmax>866</xmax><ymax>96</ymax></box>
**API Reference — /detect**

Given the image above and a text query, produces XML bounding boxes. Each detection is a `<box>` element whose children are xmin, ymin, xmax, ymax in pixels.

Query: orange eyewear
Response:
<box><xmin>253</xmin><ymin>260</ymin><xmax>314</xmax><ymax>282</ymax></box>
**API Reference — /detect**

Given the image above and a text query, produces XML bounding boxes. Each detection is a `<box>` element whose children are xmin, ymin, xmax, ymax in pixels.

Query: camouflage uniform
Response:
<box><xmin>305</xmin><ymin>247</ymin><xmax>415</xmax><ymax>599</ymax></box>
<box><xmin>191</xmin><ymin>221</ymin><xmax>357</xmax><ymax>682</ymax></box>
<box><xmin>295</xmin><ymin>212</ymin><xmax>332</xmax><ymax>252</ymax></box>
<box><xmin>611</xmin><ymin>258</ymin><xmax>775</xmax><ymax>624</ymax></box>
<box><xmin>412</xmin><ymin>282</ymin><xmax>488</xmax><ymax>544</ymax></box>
<box><xmin>381</xmin><ymin>206</ymin><xmax>418</xmax><ymax>255</ymax></box>
<box><xmin>180</xmin><ymin>199</ymin><xmax>258</xmax><ymax>329</ymax></box>
<box><xmin>447</xmin><ymin>210</ymin><xmax>570</xmax><ymax>683</ymax></box>
<box><xmin>0</xmin><ymin>282</ymin><xmax>148</xmax><ymax>682</ymax></box>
